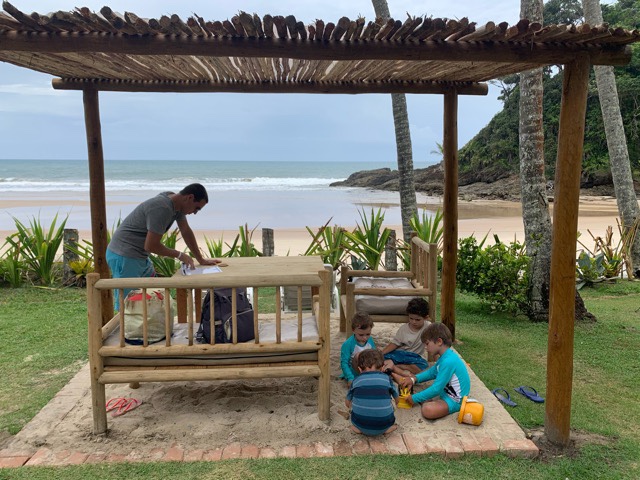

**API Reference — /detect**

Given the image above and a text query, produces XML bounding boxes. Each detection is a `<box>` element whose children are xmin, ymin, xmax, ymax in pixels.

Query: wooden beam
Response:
<box><xmin>545</xmin><ymin>54</ymin><xmax>591</xmax><ymax>448</ymax></box>
<box><xmin>52</xmin><ymin>78</ymin><xmax>489</xmax><ymax>95</ymax></box>
<box><xmin>441</xmin><ymin>90</ymin><xmax>458</xmax><ymax>340</ymax></box>
<box><xmin>0</xmin><ymin>31</ymin><xmax>632</xmax><ymax>66</ymax></box>
<box><xmin>82</xmin><ymin>87</ymin><xmax>112</xmax><ymax>325</ymax></box>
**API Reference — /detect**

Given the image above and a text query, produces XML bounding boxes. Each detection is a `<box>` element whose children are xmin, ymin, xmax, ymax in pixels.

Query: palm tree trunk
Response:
<box><xmin>371</xmin><ymin>0</ymin><xmax>417</xmax><ymax>242</ymax></box>
<box><xmin>519</xmin><ymin>0</ymin><xmax>552</xmax><ymax>321</ymax></box>
<box><xmin>583</xmin><ymin>0</ymin><xmax>640</xmax><ymax>278</ymax></box>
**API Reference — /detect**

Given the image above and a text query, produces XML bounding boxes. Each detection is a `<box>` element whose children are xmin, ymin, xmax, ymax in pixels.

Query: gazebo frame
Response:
<box><xmin>1</xmin><ymin>4</ymin><xmax>638</xmax><ymax>447</ymax></box>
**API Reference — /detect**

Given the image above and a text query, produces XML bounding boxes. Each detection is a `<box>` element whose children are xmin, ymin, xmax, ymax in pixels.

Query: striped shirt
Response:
<box><xmin>346</xmin><ymin>371</ymin><xmax>399</xmax><ymax>436</ymax></box>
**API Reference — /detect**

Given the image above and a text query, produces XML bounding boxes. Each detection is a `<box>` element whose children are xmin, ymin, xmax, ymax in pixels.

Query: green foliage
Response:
<box><xmin>398</xmin><ymin>208</ymin><xmax>444</xmax><ymax>271</ymax></box>
<box><xmin>4</xmin><ymin>214</ymin><xmax>68</xmax><ymax>286</ymax></box>
<box><xmin>459</xmin><ymin>0</ymin><xmax>640</xmax><ymax>183</ymax></box>
<box><xmin>0</xmin><ymin>242</ymin><xmax>26</xmax><ymax>287</ymax></box>
<box><xmin>576</xmin><ymin>251</ymin><xmax>606</xmax><ymax>289</ymax></box>
<box><xmin>304</xmin><ymin>219</ymin><xmax>348</xmax><ymax>270</ymax></box>
<box><xmin>225</xmin><ymin>224</ymin><xmax>263</xmax><ymax>257</ymax></box>
<box><xmin>456</xmin><ymin>235</ymin><xmax>531</xmax><ymax>314</ymax></box>
<box><xmin>149</xmin><ymin>228</ymin><xmax>181</xmax><ymax>277</ymax></box>
<box><xmin>342</xmin><ymin>208</ymin><xmax>391</xmax><ymax>270</ymax></box>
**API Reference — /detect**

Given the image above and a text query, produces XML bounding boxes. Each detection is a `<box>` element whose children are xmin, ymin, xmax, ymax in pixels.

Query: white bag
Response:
<box><xmin>124</xmin><ymin>288</ymin><xmax>175</xmax><ymax>344</ymax></box>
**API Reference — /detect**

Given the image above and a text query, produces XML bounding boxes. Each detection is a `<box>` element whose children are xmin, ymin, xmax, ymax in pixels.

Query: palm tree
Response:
<box><xmin>583</xmin><ymin>0</ymin><xmax>640</xmax><ymax>278</ymax></box>
<box><xmin>519</xmin><ymin>0</ymin><xmax>552</xmax><ymax>321</ymax></box>
<box><xmin>370</xmin><ymin>0</ymin><xmax>417</xmax><ymax>243</ymax></box>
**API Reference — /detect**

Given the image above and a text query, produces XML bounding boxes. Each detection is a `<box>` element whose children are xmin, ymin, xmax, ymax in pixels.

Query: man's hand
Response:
<box><xmin>180</xmin><ymin>252</ymin><xmax>196</xmax><ymax>270</ymax></box>
<box><xmin>199</xmin><ymin>258</ymin><xmax>222</xmax><ymax>266</ymax></box>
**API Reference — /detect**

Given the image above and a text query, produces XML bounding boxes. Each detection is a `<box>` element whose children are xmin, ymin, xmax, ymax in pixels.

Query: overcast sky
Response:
<box><xmin>0</xmin><ymin>1</ymin><xmax>527</xmax><ymax>165</ymax></box>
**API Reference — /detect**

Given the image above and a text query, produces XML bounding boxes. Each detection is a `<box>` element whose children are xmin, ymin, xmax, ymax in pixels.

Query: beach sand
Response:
<box><xmin>0</xmin><ymin>195</ymin><xmax>621</xmax><ymax>256</ymax></box>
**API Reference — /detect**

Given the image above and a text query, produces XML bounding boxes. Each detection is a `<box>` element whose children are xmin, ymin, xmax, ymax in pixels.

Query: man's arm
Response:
<box><xmin>176</xmin><ymin>217</ymin><xmax>219</xmax><ymax>266</ymax></box>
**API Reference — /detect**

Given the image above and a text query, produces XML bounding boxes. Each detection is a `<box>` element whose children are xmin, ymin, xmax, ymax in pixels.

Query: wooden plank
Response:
<box><xmin>100</xmin><ymin>365</ymin><xmax>322</xmax><ymax>384</ymax></box>
<box><xmin>87</xmin><ymin>273</ymin><xmax>107</xmax><ymax>434</ymax></box>
<box><xmin>545</xmin><ymin>54</ymin><xmax>591</xmax><ymax>448</ymax></box>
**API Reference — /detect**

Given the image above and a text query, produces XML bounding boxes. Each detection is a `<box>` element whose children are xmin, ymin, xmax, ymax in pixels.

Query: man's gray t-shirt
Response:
<box><xmin>108</xmin><ymin>192</ymin><xmax>185</xmax><ymax>258</ymax></box>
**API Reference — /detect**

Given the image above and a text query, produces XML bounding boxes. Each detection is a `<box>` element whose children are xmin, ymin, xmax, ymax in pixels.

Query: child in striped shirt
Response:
<box><xmin>345</xmin><ymin>349</ymin><xmax>399</xmax><ymax>436</ymax></box>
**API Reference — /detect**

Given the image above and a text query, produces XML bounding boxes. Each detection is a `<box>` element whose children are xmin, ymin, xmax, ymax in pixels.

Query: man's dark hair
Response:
<box><xmin>180</xmin><ymin>183</ymin><xmax>208</xmax><ymax>202</ymax></box>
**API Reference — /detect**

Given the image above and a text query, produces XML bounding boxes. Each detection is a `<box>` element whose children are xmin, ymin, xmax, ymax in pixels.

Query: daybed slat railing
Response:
<box><xmin>253</xmin><ymin>288</ymin><xmax>260</xmax><ymax>343</ymax></box>
<box><xmin>142</xmin><ymin>287</ymin><xmax>148</xmax><ymax>347</ymax></box>
<box><xmin>231</xmin><ymin>288</ymin><xmax>238</xmax><ymax>344</ymax></box>
<box><xmin>208</xmin><ymin>287</ymin><xmax>215</xmax><ymax>345</ymax></box>
<box><xmin>276</xmin><ymin>287</ymin><xmax>282</xmax><ymax>343</ymax></box>
<box><xmin>298</xmin><ymin>287</ymin><xmax>303</xmax><ymax>342</ymax></box>
<box><xmin>118</xmin><ymin>290</ymin><xmax>125</xmax><ymax>346</ymax></box>
<box><xmin>100</xmin><ymin>365</ymin><xmax>322</xmax><ymax>384</ymax></box>
<box><xmin>164</xmin><ymin>288</ymin><xmax>171</xmax><ymax>347</ymax></box>
<box><xmin>99</xmin><ymin>340</ymin><xmax>322</xmax><ymax>357</ymax></box>
<box><xmin>187</xmin><ymin>289</ymin><xmax>194</xmax><ymax>346</ymax></box>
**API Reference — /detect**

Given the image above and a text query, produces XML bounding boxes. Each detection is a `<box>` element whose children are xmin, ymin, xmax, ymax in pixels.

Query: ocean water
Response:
<box><xmin>0</xmin><ymin>159</ymin><xmax>438</xmax><ymax>231</ymax></box>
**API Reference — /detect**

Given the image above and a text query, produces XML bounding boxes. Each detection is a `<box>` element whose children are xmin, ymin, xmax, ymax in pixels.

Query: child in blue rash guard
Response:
<box><xmin>346</xmin><ymin>349</ymin><xmax>399</xmax><ymax>436</ymax></box>
<box><xmin>340</xmin><ymin>312</ymin><xmax>375</xmax><ymax>386</ymax></box>
<box><xmin>401</xmin><ymin>322</ymin><xmax>470</xmax><ymax>420</ymax></box>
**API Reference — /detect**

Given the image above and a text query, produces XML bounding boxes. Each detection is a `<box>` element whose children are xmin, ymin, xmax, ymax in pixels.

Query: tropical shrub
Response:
<box><xmin>225</xmin><ymin>224</ymin><xmax>262</xmax><ymax>257</ymax></box>
<box><xmin>4</xmin><ymin>214</ymin><xmax>68</xmax><ymax>286</ymax></box>
<box><xmin>456</xmin><ymin>235</ymin><xmax>530</xmax><ymax>314</ymax></box>
<box><xmin>304</xmin><ymin>219</ymin><xmax>347</xmax><ymax>270</ymax></box>
<box><xmin>0</xmin><ymin>242</ymin><xmax>25</xmax><ymax>287</ymax></box>
<box><xmin>343</xmin><ymin>208</ymin><xmax>391</xmax><ymax>270</ymax></box>
<box><xmin>399</xmin><ymin>208</ymin><xmax>444</xmax><ymax>271</ymax></box>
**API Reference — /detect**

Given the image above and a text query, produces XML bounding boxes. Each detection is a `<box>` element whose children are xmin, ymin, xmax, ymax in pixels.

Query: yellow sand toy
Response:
<box><xmin>457</xmin><ymin>396</ymin><xmax>485</xmax><ymax>426</ymax></box>
<box><xmin>397</xmin><ymin>386</ymin><xmax>413</xmax><ymax>409</ymax></box>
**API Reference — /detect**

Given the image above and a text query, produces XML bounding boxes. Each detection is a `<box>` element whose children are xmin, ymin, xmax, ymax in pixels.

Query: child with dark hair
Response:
<box><xmin>400</xmin><ymin>322</ymin><xmax>470</xmax><ymax>420</ymax></box>
<box><xmin>340</xmin><ymin>312</ymin><xmax>375</xmax><ymax>386</ymax></box>
<box><xmin>382</xmin><ymin>297</ymin><xmax>431</xmax><ymax>378</ymax></box>
<box><xmin>345</xmin><ymin>349</ymin><xmax>399</xmax><ymax>436</ymax></box>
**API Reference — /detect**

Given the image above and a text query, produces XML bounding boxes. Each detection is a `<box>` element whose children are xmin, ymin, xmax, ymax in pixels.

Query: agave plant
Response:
<box><xmin>149</xmin><ymin>228</ymin><xmax>181</xmax><ymax>277</ymax></box>
<box><xmin>4</xmin><ymin>213</ymin><xmax>68</xmax><ymax>286</ymax></box>
<box><xmin>0</xmin><ymin>240</ymin><xmax>26</xmax><ymax>287</ymax></box>
<box><xmin>342</xmin><ymin>208</ymin><xmax>391</xmax><ymax>270</ymax></box>
<box><xmin>225</xmin><ymin>224</ymin><xmax>263</xmax><ymax>257</ymax></box>
<box><xmin>399</xmin><ymin>208</ymin><xmax>444</xmax><ymax>270</ymax></box>
<box><xmin>304</xmin><ymin>218</ymin><xmax>348</xmax><ymax>271</ymax></box>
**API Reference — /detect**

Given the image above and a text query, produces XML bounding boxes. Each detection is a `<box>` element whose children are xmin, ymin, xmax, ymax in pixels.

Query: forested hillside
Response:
<box><xmin>459</xmin><ymin>0</ymin><xmax>640</xmax><ymax>187</ymax></box>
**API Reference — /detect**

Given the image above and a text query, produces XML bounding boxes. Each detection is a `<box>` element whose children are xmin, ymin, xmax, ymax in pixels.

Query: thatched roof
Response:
<box><xmin>0</xmin><ymin>2</ymin><xmax>639</xmax><ymax>95</ymax></box>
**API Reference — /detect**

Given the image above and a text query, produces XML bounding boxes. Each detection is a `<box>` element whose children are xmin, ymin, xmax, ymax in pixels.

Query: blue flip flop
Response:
<box><xmin>492</xmin><ymin>388</ymin><xmax>517</xmax><ymax>407</ymax></box>
<box><xmin>515</xmin><ymin>386</ymin><xmax>545</xmax><ymax>403</ymax></box>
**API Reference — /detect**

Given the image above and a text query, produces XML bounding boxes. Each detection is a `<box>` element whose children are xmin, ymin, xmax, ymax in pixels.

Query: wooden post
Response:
<box><xmin>545</xmin><ymin>55</ymin><xmax>591</xmax><ymax>448</ymax></box>
<box><xmin>385</xmin><ymin>229</ymin><xmax>397</xmax><ymax>271</ymax></box>
<box><xmin>262</xmin><ymin>228</ymin><xmax>274</xmax><ymax>257</ymax></box>
<box><xmin>317</xmin><ymin>268</ymin><xmax>331</xmax><ymax>421</ymax></box>
<box><xmin>87</xmin><ymin>273</ymin><xmax>107</xmax><ymax>434</ymax></box>
<box><xmin>63</xmin><ymin>228</ymin><xmax>79</xmax><ymax>286</ymax></box>
<box><xmin>441</xmin><ymin>90</ymin><xmax>459</xmax><ymax>336</ymax></box>
<box><xmin>83</xmin><ymin>87</ymin><xmax>112</xmax><ymax>324</ymax></box>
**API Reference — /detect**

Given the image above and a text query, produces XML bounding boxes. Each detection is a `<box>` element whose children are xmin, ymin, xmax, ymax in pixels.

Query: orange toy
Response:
<box><xmin>457</xmin><ymin>396</ymin><xmax>484</xmax><ymax>426</ymax></box>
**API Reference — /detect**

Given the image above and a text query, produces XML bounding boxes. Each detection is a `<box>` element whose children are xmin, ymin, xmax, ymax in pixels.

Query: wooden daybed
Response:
<box><xmin>87</xmin><ymin>256</ymin><xmax>331</xmax><ymax>434</ymax></box>
<box><xmin>339</xmin><ymin>237</ymin><xmax>437</xmax><ymax>332</ymax></box>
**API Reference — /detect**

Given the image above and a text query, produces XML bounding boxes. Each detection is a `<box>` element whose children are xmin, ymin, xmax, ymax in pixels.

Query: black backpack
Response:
<box><xmin>197</xmin><ymin>287</ymin><xmax>254</xmax><ymax>343</ymax></box>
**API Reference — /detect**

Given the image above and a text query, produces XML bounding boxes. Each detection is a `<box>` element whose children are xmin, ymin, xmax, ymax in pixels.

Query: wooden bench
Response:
<box><xmin>86</xmin><ymin>256</ymin><xmax>331</xmax><ymax>434</ymax></box>
<box><xmin>339</xmin><ymin>237</ymin><xmax>437</xmax><ymax>332</ymax></box>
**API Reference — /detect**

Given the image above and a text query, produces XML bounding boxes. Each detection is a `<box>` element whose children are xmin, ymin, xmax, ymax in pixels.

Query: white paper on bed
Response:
<box><xmin>354</xmin><ymin>277</ymin><xmax>415</xmax><ymax>314</ymax></box>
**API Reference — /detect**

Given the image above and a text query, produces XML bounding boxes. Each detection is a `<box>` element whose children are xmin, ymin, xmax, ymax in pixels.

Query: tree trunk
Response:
<box><xmin>371</xmin><ymin>0</ymin><xmax>417</xmax><ymax>242</ymax></box>
<box><xmin>519</xmin><ymin>0</ymin><xmax>552</xmax><ymax>321</ymax></box>
<box><xmin>583</xmin><ymin>0</ymin><xmax>640</xmax><ymax>278</ymax></box>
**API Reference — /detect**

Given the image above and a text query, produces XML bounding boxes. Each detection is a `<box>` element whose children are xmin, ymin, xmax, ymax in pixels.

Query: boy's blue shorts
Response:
<box><xmin>383</xmin><ymin>350</ymin><xmax>428</xmax><ymax>371</ymax></box>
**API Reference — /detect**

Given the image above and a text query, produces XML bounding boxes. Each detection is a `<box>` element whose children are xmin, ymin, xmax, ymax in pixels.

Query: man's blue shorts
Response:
<box><xmin>106</xmin><ymin>248</ymin><xmax>155</xmax><ymax>310</ymax></box>
<box><xmin>383</xmin><ymin>350</ymin><xmax>428</xmax><ymax>371</ymax></box>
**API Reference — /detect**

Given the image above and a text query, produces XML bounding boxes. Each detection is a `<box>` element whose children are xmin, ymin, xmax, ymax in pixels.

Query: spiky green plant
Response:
<box><xmin>149</xmin><ymin>228</ymin><xmax>181</xmax><ymax>277</ymax></box>
<box><xmin>203</xmin><ymin>236</ymin><xmax>235</xmax><ymax>258</ymax></box>
<box><xmin>4</xmin><ymin>214</ymin><xmax>68</xmax><ymax>286</ymax></box>
<box><xmin>399</xmin><ymin>208</ymin><xmax>444</xmax><ymax>270</ymax></box>
<box><xmin>304</xmin><ymin>218</ymin><xmax>347</xmax><ymax>270</ymax></box>
<box><xmin>342</xmin><ymin>208</ymin><xmax>391</xmax><ymax>270</ymax></box>
<box><xmin>0</xmin><ymin>240</ymin><xmax>26</xmax><ymax>287</ymax></box>
<box><xmin>225</xmin><ymin>224</ymin><xmax>262</xmax><ymax>257</ymax></box>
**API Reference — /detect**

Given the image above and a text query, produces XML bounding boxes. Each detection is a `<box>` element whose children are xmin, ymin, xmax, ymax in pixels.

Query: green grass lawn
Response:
<box><xmin>0</xmin><ymin>281</ymin><xmax>638</xmax><ymax>479</ymax></box>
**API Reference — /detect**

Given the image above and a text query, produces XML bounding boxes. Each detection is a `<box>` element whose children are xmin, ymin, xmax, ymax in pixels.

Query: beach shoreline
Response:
<box><xmin>0</xmin><ymin>195</ymin><xmax>620</xmax><ymax>257</ymax></box>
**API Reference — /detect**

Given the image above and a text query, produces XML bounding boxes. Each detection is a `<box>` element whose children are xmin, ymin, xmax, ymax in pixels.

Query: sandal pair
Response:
<box><xmin>106</xmin><ymin>397</ymin><xmax>142</xmax><ymax>417</ymax></box>
<box><xmin>492</xmin><ymin>386</ymin><xmax>545</xmax><ymax>407</ymax></box>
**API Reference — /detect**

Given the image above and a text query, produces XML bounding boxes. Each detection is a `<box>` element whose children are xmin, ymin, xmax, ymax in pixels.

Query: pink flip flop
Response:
<box><xmin>105</xmin><ymin>397</ymin><xmax>127</xmax><ymax>413</ymax></box>
<box><xmin>112</xmin><ymin>398</ymin><xmax>142</xmax><ymax>417</ymax></box>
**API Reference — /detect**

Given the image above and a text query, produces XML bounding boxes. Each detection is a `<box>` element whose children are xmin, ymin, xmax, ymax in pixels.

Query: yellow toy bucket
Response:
<box><xmin>397</xmin><ymin>386</ymin><xmax>412</xmax><ymax>409</ymax></box>
<box><xmin>457</xmin><ymin>396</ymin><xmax>484</xmax><ymax>426</ymax></box>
